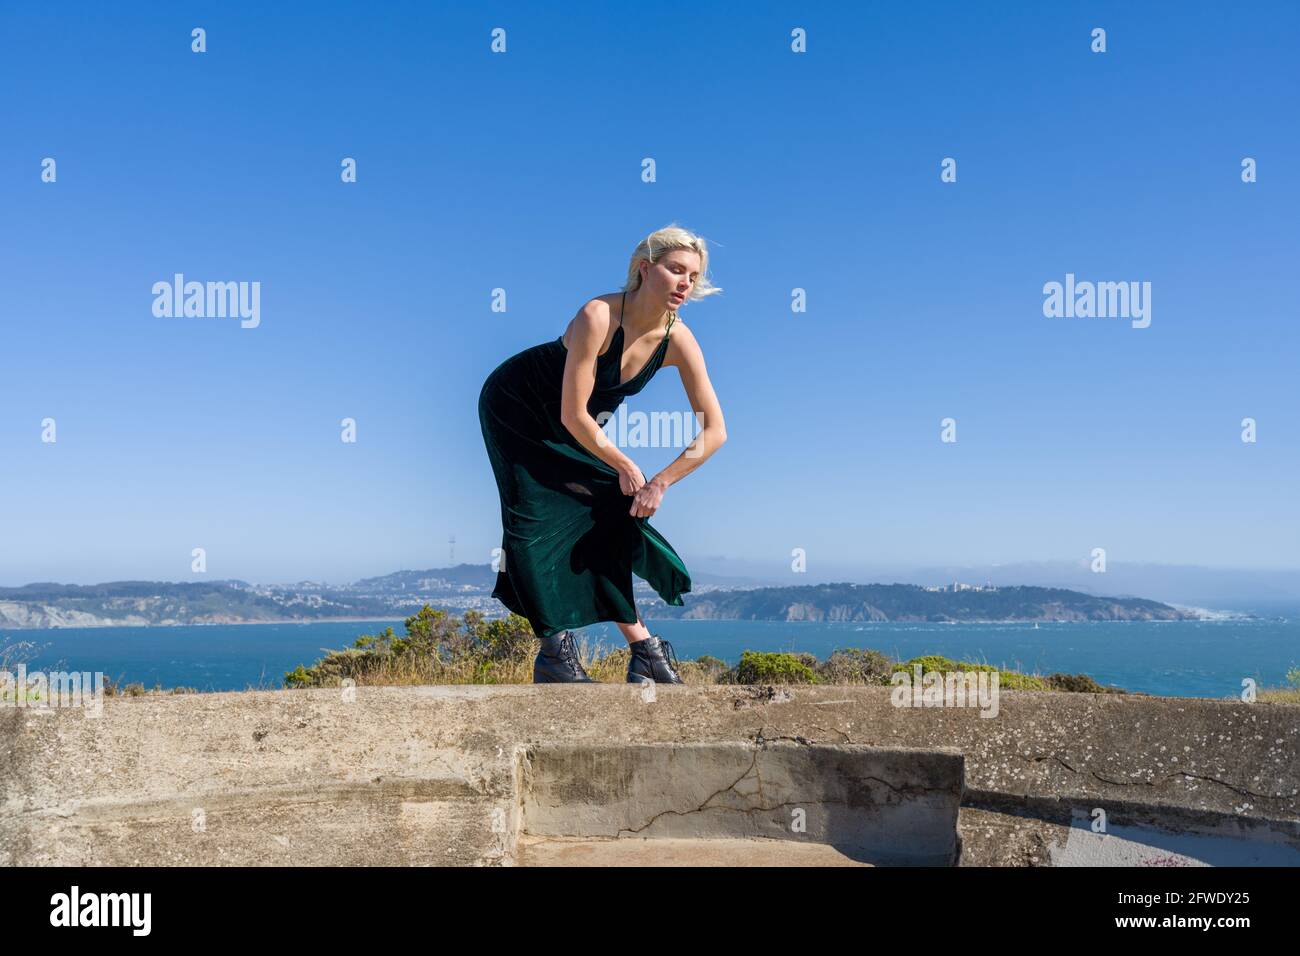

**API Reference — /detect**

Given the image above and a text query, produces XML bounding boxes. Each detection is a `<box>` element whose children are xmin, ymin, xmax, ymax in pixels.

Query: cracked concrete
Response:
<box><xmin>1</xmin><ymin>684</ymin><xmax>1296</xmax><ymax>865</ymax></box>
<box><xmin>517</xmin><ymin>741</ymin><xmax>964</xmax><ymax>864</ymax></box>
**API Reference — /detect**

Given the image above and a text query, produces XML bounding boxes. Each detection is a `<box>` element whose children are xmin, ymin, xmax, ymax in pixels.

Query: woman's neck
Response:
<box><xmin>622</xmin><ymin>288</ymin><xmax>670</xmax><ymax>337</ymax></box>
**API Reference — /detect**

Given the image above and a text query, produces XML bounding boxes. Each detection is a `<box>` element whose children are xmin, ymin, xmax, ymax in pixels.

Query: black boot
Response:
<box><xmin>533</xmin><ymin>630</ymin><xmax>597</xmax><ymax>683</ymax></box>
<box><xmin>626</xmin><ymin>635</ymin><xmax>685</xmax><ymax>684</ymax></box>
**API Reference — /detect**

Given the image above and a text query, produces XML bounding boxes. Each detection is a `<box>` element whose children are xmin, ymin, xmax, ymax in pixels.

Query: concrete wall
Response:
<box><xmin>2</xmin><ymin>685</ymin><xmax>1297</xmax><ymax>866</ymax></box>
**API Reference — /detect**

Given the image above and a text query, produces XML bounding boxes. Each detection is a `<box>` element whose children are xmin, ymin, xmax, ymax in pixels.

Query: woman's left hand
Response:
<box><xmin>629</xmin><ymin>476</ymin><xmax>667</xmax><ymax>518</ymax></box>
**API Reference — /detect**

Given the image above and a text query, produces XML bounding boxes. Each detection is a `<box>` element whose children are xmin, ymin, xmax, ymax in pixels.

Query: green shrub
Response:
<box><xmin>734</xmin><ymin>650</ymin><xmax>818</xmax><ymax>685</ymax></box>
<box><xmin>894</xmin><ymin>655</ymin><xmax>997</xmax><ymax>675</ymax></box>
<box><xmin>1043</xmin><ymin>672</ymin><xmax>1123</xmax><ymax>694</ymax></box>
<box><xmin>818</xmin><ymin>647</ymin><xmax>896</xmax><ymax>685</ymax></box>
<box><xmin>283</xmin><ymin>606</ymin><xmax>536</xmax><ymax>687</ymax></box>
<box><xmin>892</xmin><ymin>654</ymin><xmax>1054</xmax><ymax>690</ymax></box>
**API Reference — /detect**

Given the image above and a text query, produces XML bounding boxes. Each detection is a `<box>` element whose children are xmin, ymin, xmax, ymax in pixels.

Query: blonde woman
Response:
<box><xmin>478</xmin><ymin>225</ymin><xmax>728</xmax><ymax>683</ymax></box>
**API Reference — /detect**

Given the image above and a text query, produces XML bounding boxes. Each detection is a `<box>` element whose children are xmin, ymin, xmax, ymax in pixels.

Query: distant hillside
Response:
<box><xmin>0</xmin><ymin>572</ymin><xmax>1212</xmax><ymax>628</ymax></box>
<box><xmin>0</xmin><ymin>580</ymin><xmax>395</xmax><ymax>629</ymax></box>
<box><xmin>640</xmin><ymin>582</ymin><xmax>1204</xmax><ymax>623</ymax></box>
<box><xmin>352</xmin><ymin>565</ymin><xmax>494</xmax><ymax>592</ymax></box>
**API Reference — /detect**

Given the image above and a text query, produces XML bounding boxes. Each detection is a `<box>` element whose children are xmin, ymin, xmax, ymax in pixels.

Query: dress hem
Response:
<box><xmin>493</xmin><ymin>588</ymin><xmax>692</xmax><ymax>641</ymax></box>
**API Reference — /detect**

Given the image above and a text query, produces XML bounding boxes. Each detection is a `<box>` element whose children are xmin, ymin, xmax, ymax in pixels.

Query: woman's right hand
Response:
<box><xmin>618</xmin><ymin>461</ymin><xmax>646</xmax><ymax>497</ymax></box>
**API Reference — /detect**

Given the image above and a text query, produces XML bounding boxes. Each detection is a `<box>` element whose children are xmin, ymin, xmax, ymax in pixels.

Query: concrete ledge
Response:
<box><xmin>517</xmin><ymin>742</ymin><xmax>963</xmax><ymax>865</ymax></box>
<box><xmin>2</xmin><ymin>685</ymin><xmax>1297</xmax><ymax>866</ymax></box>
<box><xmin>516</xmin><ymin>835</ymin><xmax>874</xmax><ymax>866</ymax></box>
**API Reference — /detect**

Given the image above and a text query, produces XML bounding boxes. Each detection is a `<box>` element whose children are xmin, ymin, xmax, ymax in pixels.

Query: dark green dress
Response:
<box><xmin>478</xmin><ymin>292</ymin><xmax>692</xmax><ymax>639</ymax></box>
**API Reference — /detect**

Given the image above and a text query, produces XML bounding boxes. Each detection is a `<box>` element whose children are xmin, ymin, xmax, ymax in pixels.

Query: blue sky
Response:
<box><xmin>1</xmin><ymin>0</ymin><xmax>1297</xmax><ymax>585</ymax></box>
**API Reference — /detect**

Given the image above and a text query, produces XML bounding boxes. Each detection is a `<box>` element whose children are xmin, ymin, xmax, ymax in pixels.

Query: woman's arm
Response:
<box><xmin>559</xmin><ymin>299</ymin><xmax>642</xmax><ymax>479</ymax></box>
<box><xmin>630</xmin><ymin>322</ymin><xmax>727</xmax><ymax>517</ymax></box>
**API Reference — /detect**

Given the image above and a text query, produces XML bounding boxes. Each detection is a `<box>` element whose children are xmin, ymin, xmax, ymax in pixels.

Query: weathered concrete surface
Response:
<box><xmin>519</xmin><ymin>742</ymin><xmax>963</xmax><ymax>865</ymax></box>
<box><xmin>2</xmin><ymin>685</ymin><xmax>1297</xmax><ymax>866</ymax></box>
<box><xmin>516</xmin><ymin>835</ymin><xmax>873</xmax><ymax>866</ymax></box>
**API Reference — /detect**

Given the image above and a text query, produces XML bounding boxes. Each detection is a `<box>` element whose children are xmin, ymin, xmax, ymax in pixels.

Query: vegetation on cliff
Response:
<box><xmin>280</xmin><ymin>605</ymin><xmax>1129</xmax><ymax>691</ymax></box>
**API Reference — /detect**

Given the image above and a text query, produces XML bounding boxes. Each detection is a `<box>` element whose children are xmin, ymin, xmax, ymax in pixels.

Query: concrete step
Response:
<box><xmin>517</xmin><ymin>835</ymin><xmax>875</xmax><ymax>866</ymax></box>
<box><xmin>515</xmin><ymin>741</ymin><xmax>964</xmax><ymax>865</ymax></box>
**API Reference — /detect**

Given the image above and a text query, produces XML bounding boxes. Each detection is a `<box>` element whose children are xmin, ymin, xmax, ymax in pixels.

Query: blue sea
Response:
<box><xmin>3</xmin><ymin>610</ymin><xmax>1298</xmax><ymax>698</ymax></box>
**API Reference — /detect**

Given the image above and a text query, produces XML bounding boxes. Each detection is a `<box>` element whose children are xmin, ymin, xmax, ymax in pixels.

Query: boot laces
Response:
<box><xmin>657</xmin><ymin>637</ymin><xmax>680</xmax><ymax>675</ymax></box>
<box><xmin>560</xmin><ymin>632</ymin><xmax>584</xmax><ymax>671</ymax></box>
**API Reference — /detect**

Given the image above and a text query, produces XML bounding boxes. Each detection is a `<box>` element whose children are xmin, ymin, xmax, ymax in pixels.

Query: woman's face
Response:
<box><xmin>642</xmin><ymin>251</ymin><xmax>702</xmax><ymax>311</ymax></box>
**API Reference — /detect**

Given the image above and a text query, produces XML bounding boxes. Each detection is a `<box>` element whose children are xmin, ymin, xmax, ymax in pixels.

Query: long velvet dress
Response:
<box><xmin>477</xmin><ymin>293</ymin><xmax>692</xmax><ymax>639</ymax></box>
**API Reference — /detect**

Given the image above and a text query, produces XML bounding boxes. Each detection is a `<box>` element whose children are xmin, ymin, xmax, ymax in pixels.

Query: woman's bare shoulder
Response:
<box><xmin>560</xmin><ymin>294</ymin><xmax>620</xmax><ymax>349</ymax></box>
<box><xmin>663</xmin><ymin>313</ymin><xmax>700</xmax><ymax>368</ymax></box>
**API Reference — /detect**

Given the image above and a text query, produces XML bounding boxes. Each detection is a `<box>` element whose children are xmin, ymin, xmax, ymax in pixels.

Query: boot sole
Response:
<box><xmin>535</xmin><ymin>675</ymin><xmax>599</xmax><ymax>683</ymax></box>
<box><xmin>535</xmin><ymin>672</ymin><xmax>600</xmax><ymax>683</ymax></box>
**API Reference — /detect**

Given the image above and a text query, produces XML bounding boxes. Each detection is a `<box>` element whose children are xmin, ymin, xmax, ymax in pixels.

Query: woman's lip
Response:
<box><xmin>670</xmin><ymin>293</ymin><xmax>684</xmax><ymax>300</ymax></box>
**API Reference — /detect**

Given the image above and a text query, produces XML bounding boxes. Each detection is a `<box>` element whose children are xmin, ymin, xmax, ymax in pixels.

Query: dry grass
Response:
<box><xmin>1259</xmin><ymin>687</ymin><xmax>1300</xmax><ymax>705</ymax></box>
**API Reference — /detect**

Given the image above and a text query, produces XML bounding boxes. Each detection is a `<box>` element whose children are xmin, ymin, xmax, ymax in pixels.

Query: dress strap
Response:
<box><xmin>665</xmin><ymin>313</ymin><xmax>675</xmax><ymax>336</ymax></box>
<box><xmin>618</xmin><ymin>291</ymin><xmax>626</xmax><ymax>330</ymax></box>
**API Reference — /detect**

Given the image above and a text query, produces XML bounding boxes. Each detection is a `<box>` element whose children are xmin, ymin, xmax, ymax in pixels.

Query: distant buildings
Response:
<box><xmin>922</xmin><ymin>581</ymin><xmax>1000</xmax><ymax>593</ymax></box>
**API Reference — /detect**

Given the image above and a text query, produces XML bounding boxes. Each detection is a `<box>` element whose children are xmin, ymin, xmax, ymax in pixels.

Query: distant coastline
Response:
<box><xmin>0</xmin><ymin>574</ymin><xmax>1253</xmax><ymax>630</ymax></box>
<box><xmin>0</xmin><ymin>615</ymin><xmax>410</xmax><ymax>631</ymax></box>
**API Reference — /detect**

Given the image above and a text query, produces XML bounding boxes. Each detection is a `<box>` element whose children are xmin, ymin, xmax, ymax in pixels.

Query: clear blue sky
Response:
<box><xmin>1</xmin><ymin>0</ymin><xmax>1297</xmax><ymax>585</ymax></box>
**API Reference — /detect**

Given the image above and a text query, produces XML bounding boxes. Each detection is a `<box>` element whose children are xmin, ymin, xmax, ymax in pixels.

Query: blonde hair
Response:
<box><xmin>622</xmin><ymin>223</ymin><xmax>722</xmax><ymax>300</ymax></box>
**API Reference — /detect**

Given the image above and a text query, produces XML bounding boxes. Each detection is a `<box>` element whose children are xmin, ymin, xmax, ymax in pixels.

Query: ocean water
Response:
<box><xmin>3</xmin><ymin>613</ymin><xmax>1297</xmax><ymax>698</ymax></box>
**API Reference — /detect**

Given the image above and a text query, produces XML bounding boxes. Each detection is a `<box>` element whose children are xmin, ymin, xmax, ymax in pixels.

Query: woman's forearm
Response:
<box><xmin>652</xmin><ymin>425</ymin><xmax>727</xmax><ymax>488</ymax></box>
<box><xmin>561</xmin><ymin>410</ymin><xmax>635</xmax><ymax>473</ymax></box>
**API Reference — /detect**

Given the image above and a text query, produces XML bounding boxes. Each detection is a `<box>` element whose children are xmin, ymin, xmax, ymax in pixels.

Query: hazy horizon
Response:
<box><xmin>7</xmin><ymin>556</ymin><xmax>1300</xmax><ymax>610</ymax></box>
